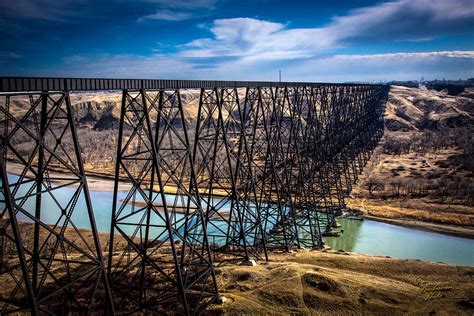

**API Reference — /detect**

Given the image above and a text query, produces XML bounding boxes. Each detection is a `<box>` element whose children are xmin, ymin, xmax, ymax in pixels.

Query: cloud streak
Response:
<box><xmin>139</xmin><ymin>9</ymin><xmax>191</xmax><ymax>21</ymax></box>
<box><xmin>332</xmin><ymin>51</ymin><xmax>474</xmax><ymax>60</ymax></box>
<box><xmin>44</xmin><ymin>50</ymin><xmax>474</xmax><ymax>83</ymax></box>
<box><xmin>138</xmin><ymin>0</ymin><xmax>216</xmax><ymax>22</ymax></box>
<box><xmin>143</xmin><ymin>0</ymin><xmax>216</xmax><ymax>9</ymax></box>
<box><xmin>287</xmin><ymin>51</ymin><xmax>474</xmax><ymax>82</ymax></box>
<box><xmin>0</xmin><ymin>0</ymin><xmax>86</xmax><ymax>21</ymax></box>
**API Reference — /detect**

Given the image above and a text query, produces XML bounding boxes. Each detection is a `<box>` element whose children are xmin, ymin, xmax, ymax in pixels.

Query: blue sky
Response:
<box><xmin>0</xmin><ymin>0</ymin><xmax>473</xmax><ymax>82</ymax></box>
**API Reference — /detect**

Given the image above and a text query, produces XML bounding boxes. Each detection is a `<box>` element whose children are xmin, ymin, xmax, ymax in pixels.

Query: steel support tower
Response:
<box><xmin>0</xmin><ymin>77</ymin><xmax>389</xmax><ymax>315</ymax></box>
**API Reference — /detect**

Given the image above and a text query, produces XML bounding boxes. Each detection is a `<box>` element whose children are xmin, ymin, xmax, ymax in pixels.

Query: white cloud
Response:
<box><xmin>182</xmin><ymin>18</ymin><xmax>295</xmax><ymax>58</ymax></box>
<box><xmin>180</xmin><ymin>0</ymin><xmax>474</xmax><ymax>61</ymax></box>
<box><xmin>332</xmin><ymin>51</ymin><xmax>474</xmax><ymax>60</ymax></box>
<box><xmin>325</xmin><ymin>0</ymin><xmax>474</xmax><ymax>42</ymax></box>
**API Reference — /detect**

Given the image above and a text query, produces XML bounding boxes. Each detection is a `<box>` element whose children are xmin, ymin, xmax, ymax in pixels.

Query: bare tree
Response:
<box><xmin>365</xmin><ymin>177</ymin><xmax>384</xmax><ymax>196</ymax></box>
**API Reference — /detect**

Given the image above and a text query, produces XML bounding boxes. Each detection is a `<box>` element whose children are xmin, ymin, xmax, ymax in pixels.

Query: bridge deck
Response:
<box><xmin>0</xmin><ymin>76</ymin><xmax>381</xmax><ymax>92</ymax></box>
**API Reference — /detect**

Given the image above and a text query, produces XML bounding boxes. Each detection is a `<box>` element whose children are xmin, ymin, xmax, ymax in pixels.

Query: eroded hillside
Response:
<box><xmin>350</xmin><ymin>86</ymin><xmax>474</xmax><ymax>234</ymax></box>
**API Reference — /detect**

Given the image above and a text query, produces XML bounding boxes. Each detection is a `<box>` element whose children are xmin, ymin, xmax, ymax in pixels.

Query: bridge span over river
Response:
<box><xmin>0</xmin><ymin>77</ymin><xmax>388</xmax><ymax>314</ymax></box>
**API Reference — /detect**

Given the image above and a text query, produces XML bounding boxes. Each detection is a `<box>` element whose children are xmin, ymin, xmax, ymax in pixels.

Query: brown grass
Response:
<box><xmin>209</xmin><ymin>250</ymin><xmax>474</xmax><ymax>314</ymax></box>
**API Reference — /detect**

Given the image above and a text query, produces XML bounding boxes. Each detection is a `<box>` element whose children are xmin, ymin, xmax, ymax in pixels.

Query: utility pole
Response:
<box><xmin>279</xmin><ymin>70</ymin><xmax>281</xmax><ymax>82</ymax></box>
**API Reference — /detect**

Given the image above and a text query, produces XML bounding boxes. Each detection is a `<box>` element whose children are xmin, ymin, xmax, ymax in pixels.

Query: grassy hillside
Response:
<box><xmin>209</xmin><ymin>250</ymin><xmax>474</xmax><ymax>314</ymax></box>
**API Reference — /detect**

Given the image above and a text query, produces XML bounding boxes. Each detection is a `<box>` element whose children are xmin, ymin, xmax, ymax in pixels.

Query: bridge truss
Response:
<box><xmin>0</xmin><ymin>77</ymin><xmax>388</xmax><ymax>314</ymax></box>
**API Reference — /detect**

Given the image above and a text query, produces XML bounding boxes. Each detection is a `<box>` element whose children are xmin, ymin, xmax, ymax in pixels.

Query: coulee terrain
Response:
<box><xmin>348</xmin><ymin>86</ymin><xmax>474</xmax><ymax>238</ymax></box>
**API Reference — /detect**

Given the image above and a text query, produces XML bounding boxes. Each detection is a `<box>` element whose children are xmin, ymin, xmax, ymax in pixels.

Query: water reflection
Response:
<box><xmin>323</xmin><ymin>218</ymin><xmax>363</xmax><ymax>252</ymax></box>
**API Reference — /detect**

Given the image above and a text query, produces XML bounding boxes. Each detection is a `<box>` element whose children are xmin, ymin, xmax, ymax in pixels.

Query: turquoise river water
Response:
<box><xmin>3</xmin><ymin>174</ymin><xmax>474</xmax><ymax>266</ymax></box>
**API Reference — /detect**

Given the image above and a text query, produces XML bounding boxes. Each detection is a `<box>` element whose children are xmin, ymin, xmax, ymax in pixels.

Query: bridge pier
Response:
<box><xmin>107</xmin><ymin>89</ymin><xmax>219</xmax><ymax>314</ymax></box>
<box><xmin>0</xmin><ymin>91</ymin><xmax>114</xmax><ymax>314</ymax></box>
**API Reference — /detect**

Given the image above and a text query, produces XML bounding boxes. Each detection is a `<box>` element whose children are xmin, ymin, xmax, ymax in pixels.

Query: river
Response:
<box><xmin>3</xmin><ymin>173</ymin><xmax>474</xmax><ymax>266</ymax></box>
<box><xmin>323</xmin><ymin>218</ymin><xmax>474</xmax><ymax>266</ymax></box>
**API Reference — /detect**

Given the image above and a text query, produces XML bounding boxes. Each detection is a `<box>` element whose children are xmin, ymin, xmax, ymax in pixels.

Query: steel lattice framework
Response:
<box><xmin>0</xmin><ymin>77</ymin><xmax>388</xmax><ymax>315</ymax></box>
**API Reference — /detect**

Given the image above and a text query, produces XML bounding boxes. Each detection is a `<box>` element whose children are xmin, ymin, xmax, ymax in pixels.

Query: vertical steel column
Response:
<box><xmin>217</xmin><ymin>88</ymin><xmax>250</xmax><ymax>261</ymax></box>
<box><xmin>0</xmin><ymin>155</ymin><xmax>39</xmax><ymax>314</ymax></box>
<box><xmin>64</xmin><ymin>93</ymin><xmax>115</xmax><ymax>314</ymax></box>
<box><xmin>143</xmin><ymin>88</ymin><xmax>189</xmax><ymax>315</ymax></box>
<box><xmin>176</xmin><ymin>90</ymin><xmax>220</xmax><ymax>301</ymax></box>
<box><xmin>1</xmin><ymin>91</ymin><xmax>116</xmax><ymax>314</ymax></box>
<box><xmin>237</xmin><ymin>87</ymin><xmax>268</xmax><ymax>259</ymax></box>
<box><xmin>107</xmin><ymin>89</ymin><xmax>126</xmax><ymax>276</ymax></box>
<box><xmin>32</xmin><ymin>93</ymin><xmax>47</xmax><ymax>294</ymax></box>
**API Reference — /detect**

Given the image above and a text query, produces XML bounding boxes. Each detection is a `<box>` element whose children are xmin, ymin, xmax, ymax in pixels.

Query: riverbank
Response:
<box><xmin>6</xmin><ymin>161</ymin><xmax>231</xmax><ymax>196</ymax></box>
<box><xmin>6</xmin><ymin>161</ymin><xmax>129</xmax><ymax>191</ymax></box>
<box><xmin>209</xmin><ymin>250</ymin><xmax>474</xmax><ymax>314</ymax></box>
<box><xmin>346</xmin><ymin>198</ymin><xmax>474</xmax><ymax>239</ymax></box>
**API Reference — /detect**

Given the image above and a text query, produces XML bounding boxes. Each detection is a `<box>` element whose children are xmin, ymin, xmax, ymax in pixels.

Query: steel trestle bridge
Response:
<box><xmin>0</xmin><ymin>77</ymin><xmax>388</xmax><ymax>314</ymax></box>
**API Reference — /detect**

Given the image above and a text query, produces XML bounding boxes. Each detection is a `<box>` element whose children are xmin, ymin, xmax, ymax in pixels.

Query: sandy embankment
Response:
<box><xmin>6</xmin><ymin>161</ymin><xmax>127</xmax><ymax>191</ymax></box>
